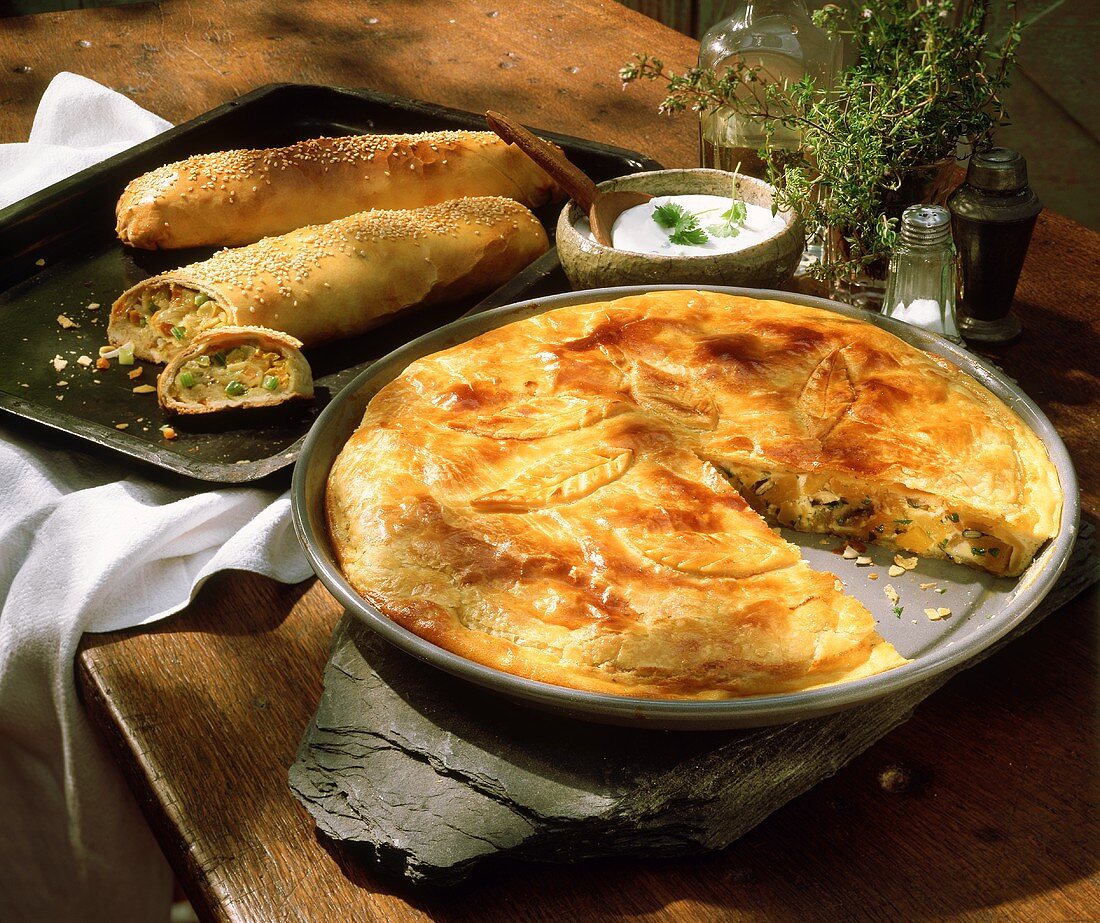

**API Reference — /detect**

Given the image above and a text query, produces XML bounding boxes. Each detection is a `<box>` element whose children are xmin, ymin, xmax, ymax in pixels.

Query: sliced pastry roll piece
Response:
<box><xmin>108</xmin><ymin>196</ymin><xmax>549</xmax><ymax>364</ymax></box>
<box><xmin>157</xmin><ymin>326</ymin><xmax>313</xmax><ymax>415</ymax></box>
<box><xmin>116</xmin><ymin>129</ymin><xmax>561</xmax><ymax>249</ymax></box>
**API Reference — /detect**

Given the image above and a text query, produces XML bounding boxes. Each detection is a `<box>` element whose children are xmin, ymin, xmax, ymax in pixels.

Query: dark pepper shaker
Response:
<box><xmin>948</xmin><ymin>148</ymin><xmax>1041</xmax><ymax>343</ymax></box>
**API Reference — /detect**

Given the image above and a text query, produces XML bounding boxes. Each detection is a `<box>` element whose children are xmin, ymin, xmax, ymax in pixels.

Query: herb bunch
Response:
<box><xmin>620</xmin><ymin>0</ymin><xmax>1027</xmax><ymax>281</ymax></box>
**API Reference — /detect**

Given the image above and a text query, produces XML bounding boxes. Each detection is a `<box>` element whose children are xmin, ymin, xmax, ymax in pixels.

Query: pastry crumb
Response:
<box><xmin>888</xmin><ymin>564</ymin><xmax>905</xmax><ymax>577</ymax></box>
<box><xmin>878</xmin><ymin>763</ymin><xmax>912</xmax><ymax>793</ymax></box>
<box><xmin>919</xmin><ymin>582</ymin><xmax>938</xmax><ymax>590</ymax></box>
<box><xmin>924</xmin><ymin>607</ymin><xmax>952</xmax><ymax>621</ymax></box>
<box><xmin>51</xmin><ymin>355</ymin><xmax>68</xmax><ymax>372</ymax></box>
<box><xmin>160</xmin><ymin>425</ymin><xmax>177</xmax><ymax>440</ymax></box>
<box><xmin>842</xmin><ymin>545</ymin><xmax>859</xmax><ymax>559</ymax></box>
<box><xmin>95</xmin><ymin>357</ymin><xmax>110</xmax><ymax>370</ymax></box>
<box><xmin>893</xmin><ymin>554</ymin><xmax>918</xmax><ymax>571</ymax></box>
<box><xmin>86</xmin><ymin>302</ymin><xmax>101</xmax><ymax>310</ymax></box>
<box><xmin>132</xmin><ymin>384</ymin><xmax>156</xmax><ymax>394</ymax></box>
<box><xmin>855</xmin><ymin>555</ymin><xmax>873</xmax><ymax>566</ymax></box>
<box><xmin>867</xmin><ymin>572</ymin><xmax>879</xmax><ymax>580</ymax></box>
<box><xmin>76</xmin><ymin>355</ymin><xmax>93</xmax><ymax>367</ymax></box>
<box><xmin>35</xmin><ymin>258</ymin><xmax>45</xmax><ymax>267</ymax></box>
<box><xmin>127</xmin><ymin>366</ymin><xmax>144</xmax><ymax>380</ymax></box>
<box><xmin>884</xmin><ymin>584</ymin><xmax>900</xmax><ymax>605</ymax></box>
<box><xmin>57</xmin><ymin>314</ymin><xmax>79</xmax><ymax>329</ymax></box>
<box><xmin>115</xmin><ymin>422</ymin><xmax>129</xmax><ymax>430</ymax></box>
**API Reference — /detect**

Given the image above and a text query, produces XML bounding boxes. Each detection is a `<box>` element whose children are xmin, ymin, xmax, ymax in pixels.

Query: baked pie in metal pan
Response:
<box><xmin>322</xmin><ymin>289</ymin><xmax>1067</xmax><ymax>704</ymax></box>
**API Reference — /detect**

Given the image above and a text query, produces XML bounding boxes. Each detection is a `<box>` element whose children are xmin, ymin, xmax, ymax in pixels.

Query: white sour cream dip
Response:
<box><xmin>576</xmin><ymin>194</ymin><xmax>788</xmax><ymax>257</ymax></box>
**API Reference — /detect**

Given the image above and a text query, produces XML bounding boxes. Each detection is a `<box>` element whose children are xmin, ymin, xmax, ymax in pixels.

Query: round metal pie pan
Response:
<box><xmin>291</xmin><ymin>285</ymin><xmax>1080</xmax><ymax>729</ymax></box>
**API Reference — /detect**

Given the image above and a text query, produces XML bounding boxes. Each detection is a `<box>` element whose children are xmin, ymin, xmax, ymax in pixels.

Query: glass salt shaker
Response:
<box><xmin>881</xmin><ymin>204</ymin><xmax>962</xmax><ymax>344</ymax></box>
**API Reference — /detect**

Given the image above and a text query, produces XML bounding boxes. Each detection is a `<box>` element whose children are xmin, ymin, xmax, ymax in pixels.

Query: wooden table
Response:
<box><xmin>3</xmin><ymin>2</ymin><xmax>1097</xmax><ymax>920</ymax></box>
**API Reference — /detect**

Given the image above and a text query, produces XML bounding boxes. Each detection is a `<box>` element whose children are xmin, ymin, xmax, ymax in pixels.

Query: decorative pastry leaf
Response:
<box><xmin>629</xmin><ymin>362</ymin><xmax>717</xmax><ymax>430</ymax></box>
<box><xmin>450</xmin><ymin>394</ymin><xmax>612</xmax><ymax>440</ymax></box>
<box><xmin>798</xmin><ymin>348</ymin><xmax>855</xmax><ymax>441</ymax></box>
<box><xmin>631</xmin><ymin>530</ymin><xmax>798</xmax><ymax>578</ymax></box>
<box><xmin>473</xmin><ymin>447</ymin><xmax>633</xmax><ymax>511</ymax></box>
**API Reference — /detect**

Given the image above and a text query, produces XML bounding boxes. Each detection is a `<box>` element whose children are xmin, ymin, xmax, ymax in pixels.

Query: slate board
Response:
<box><xmin>289</xmin><ymin>523</ymin><xmax>1097</xmax><ymax>886</ymax></box>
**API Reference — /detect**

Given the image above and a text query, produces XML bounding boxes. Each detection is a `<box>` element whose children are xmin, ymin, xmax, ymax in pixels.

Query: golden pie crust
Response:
<box><xmin>326</xmin><ymin>291</ymin><xmax>1063</xmax><ymax>699</ymax></box>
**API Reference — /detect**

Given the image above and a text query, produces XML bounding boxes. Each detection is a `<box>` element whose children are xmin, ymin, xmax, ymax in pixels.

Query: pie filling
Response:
<box><xmin>124</xmin><ymin>283</ymin><xmax>227</xmax><ymax>360</ymax></box>
<box><xmin>717</xmin><ymin>464</ymin><xmax>1019</xmax><ymax>576</ymax></box>
<box><xmin>171</xmin><ymin>343</ymin><xmax>290</xmax><ymax>404</ymax></box>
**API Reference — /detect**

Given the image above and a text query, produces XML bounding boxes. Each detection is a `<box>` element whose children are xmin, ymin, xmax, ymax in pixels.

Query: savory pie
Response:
<box><xmin>326</xmin><ymin>290</ymin><xmax>1063</xmax><ymax>699</ymax></box>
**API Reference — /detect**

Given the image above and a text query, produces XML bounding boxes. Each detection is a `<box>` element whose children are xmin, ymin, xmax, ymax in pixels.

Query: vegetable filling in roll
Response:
<box><xmin>126</xmin><ymin>283</ymin><xmax>228</xmax><ymax>357</ymax></box>
<box><xmin>158</xmin><ymin>326</ymin><xmax>313</xmax><ymax>415</ymax></box>
<box><xmin>173</xmin><ymin>344</ymin><xmax>290</xmax><ymax>400</ymax></box>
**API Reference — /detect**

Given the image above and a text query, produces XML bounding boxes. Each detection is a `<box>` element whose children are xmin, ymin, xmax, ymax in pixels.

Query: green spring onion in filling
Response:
<box><xmin>262</xmin><ymin>375</ymin><xmax>280</xmax><ymax>391</ymax></box>
<box><xmin>178</xmin><ymin>371</ymin><xmax>196</xmax><ymax>389</ymax></box>
<box><xmin>193</xmin><ymin>293</ymin><xmax>210</xmax><ymax>307</ymax></box>
<box><xmin>225</xmin><ymin>380</ymin><xmax>247</xmax><ymax>397</ymax></box>
<box><xmin>212</xmin><ymin>351</ymin><xmax>227</xmax><ymax>367</ymax></box>
<box><xmin>171</xmin><ymin>326</ymin><xmax>187</xmax><ymax>341</ymax></box>
<box><xmin>195</xmin><ymin>355</ymin><xmax>211</xmax><ymax>368</ymax></box>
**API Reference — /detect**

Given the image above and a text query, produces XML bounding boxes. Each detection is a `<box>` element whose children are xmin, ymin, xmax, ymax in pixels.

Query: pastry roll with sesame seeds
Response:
<box><xmin>158</xmin><ymin>326</ymin><xmax>314</xmax><ymax>415</ymax></box>
<box><xmin>108</xmin><ymin>196</ymin><xmax>549</xmax><ymax>363</ymax></box>
<box><xmin>115</xmin><ymin>129</ymin><xmax>562</xmax><ymax>249</ymax></box>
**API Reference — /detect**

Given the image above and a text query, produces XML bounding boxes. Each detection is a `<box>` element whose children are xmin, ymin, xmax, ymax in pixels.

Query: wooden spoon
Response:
<box><xmin>485</xmin><ymin>109</ymin><xmax>650</xmax><ymax>247</ymax></box>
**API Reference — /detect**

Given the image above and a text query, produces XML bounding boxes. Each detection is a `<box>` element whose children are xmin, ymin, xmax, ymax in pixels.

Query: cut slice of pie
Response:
<box><xmin>326</xmin><ymin>290</ymin><xmax>1063</xmax><ymax>699</ymax></box>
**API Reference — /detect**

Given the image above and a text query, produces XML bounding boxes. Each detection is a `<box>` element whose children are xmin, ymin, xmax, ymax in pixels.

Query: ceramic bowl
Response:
<box><xmin>555</xmin><ymin>168</ymin><xmax>804</xmax><ymax>290</ymax></box>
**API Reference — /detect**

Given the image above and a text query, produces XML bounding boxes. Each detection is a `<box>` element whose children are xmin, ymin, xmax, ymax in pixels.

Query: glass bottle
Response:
<box><xmin>697</xmin><ymin>0</ymin><xmax>840</xmax><ymax>178</ymax></box>
<box><xmin>881</xmin><ymin>205</ymin><xmax>962</xmax><ymax>344</ymax></box>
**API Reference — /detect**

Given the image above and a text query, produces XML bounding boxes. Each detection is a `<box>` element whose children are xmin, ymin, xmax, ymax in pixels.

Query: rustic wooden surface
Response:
<box><xmin>0</xmin><ymin>1</ymin><xmax>1095</xmax><ymax>920</ymax></box>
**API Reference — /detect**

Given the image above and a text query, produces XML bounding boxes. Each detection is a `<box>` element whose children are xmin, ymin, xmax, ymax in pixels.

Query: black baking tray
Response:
<box><xmin>0</xmin><ymin>83</ymin><xmax>661</xmax><ymax>483</ymax></box>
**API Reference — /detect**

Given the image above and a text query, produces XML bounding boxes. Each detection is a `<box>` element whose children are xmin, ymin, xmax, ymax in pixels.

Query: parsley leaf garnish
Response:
<box><xmin>708</xmin><ymin>199</ymin><xmax>748</xmax><ymax>238</ymax></box>
<box><xmin>669</xmin><ymin>221</ymin><xmax>708</xmax><ymax>245</ymax></box>
<box><xmin>652</xmin><ymin>202</ymin><xmax>688</xmax><ymax>229</ymax></box>
<box><xmin>652</xmin><ymin>202</ymin><xmax>709</xmax><ymax>246</ymax></box>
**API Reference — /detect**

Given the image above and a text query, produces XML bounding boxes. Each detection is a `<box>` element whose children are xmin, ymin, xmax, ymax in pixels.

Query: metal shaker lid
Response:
<box><xmin>898</xmin><ymin>204</ymin><xmax>952</xmax><ymax>248</ymax></box>
<box><xmin>966</xmin><ymin>148</ymin><xmax>1028</xmax><ymax>193</ymax></box>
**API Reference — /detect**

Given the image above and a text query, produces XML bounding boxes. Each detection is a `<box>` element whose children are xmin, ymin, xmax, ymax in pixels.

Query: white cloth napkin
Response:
<box><xmin>0</xmin><ymin>74</ymin><xmax>313</xmax><ymax>922</ymax></box>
